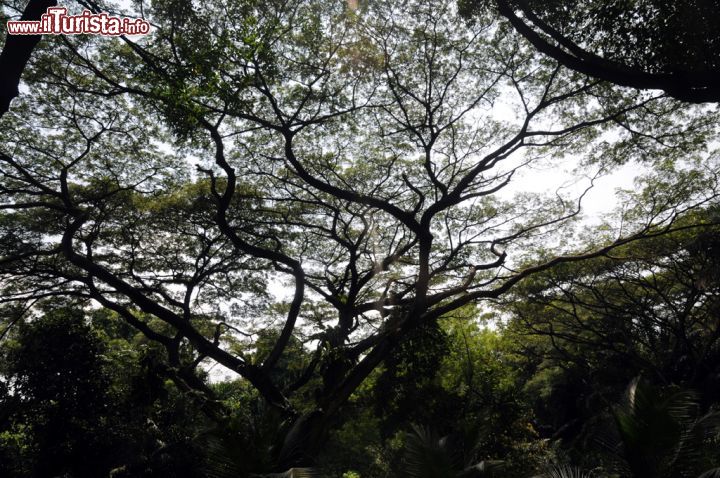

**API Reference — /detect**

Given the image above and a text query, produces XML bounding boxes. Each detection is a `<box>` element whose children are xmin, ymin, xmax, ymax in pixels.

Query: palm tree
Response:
<box><xmin>603</xmin><ymin>377</ymin><xmax>720</xmax><ymax>478</ymax></box>
<box><xmin>401</xmin><ymin>424</ymin><xmax>503</xmax><ymax>478</ymax></box>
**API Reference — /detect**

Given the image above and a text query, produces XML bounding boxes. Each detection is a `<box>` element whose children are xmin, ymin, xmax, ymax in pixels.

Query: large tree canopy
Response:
<box><xmin>1</xmin><ymin>0</ymin><xmax>719</xmax><ymax>470</ymax></box>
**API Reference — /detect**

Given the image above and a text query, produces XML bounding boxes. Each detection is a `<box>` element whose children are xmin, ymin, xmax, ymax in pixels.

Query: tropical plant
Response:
<box><xmin>604</xmin><ymin>378</ymin><xmax>720</xmax><ymax>478</ymax></box>
<box><xmin>400</xmin><ymin>424</ymin><xmax>504</xmax><ymax>478</ymax></box>
<box><xmin>533</xmin><ymin>465</ymin><xmax>598</xmax><ymax>478</ymax></box>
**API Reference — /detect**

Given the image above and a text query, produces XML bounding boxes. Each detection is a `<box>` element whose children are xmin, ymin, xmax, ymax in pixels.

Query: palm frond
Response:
<box><xmin>699</xmin><ymin>468</ymin><xmax>720</xmax><ymax>478</ymax></box>
<box><xmin>402</xmin><ymin>424</ymin><xmax>461</xmax><ymax>478</ymax></box>
<box><xmin>608</xmin><ymin>377</ymin><xmax>720</xmax><ymax>478</ymax></box>
<box><xmin>251</xmin><ymin>468</ymin><xmax>318</xmax><ymax>478</ymax></box>
<box><xmin>459</xmin><ymin>460</ymin><xmax>504</xmax><ymax>477</ymax></box>
<box><xmin>401</xmin><ymin>424</ymin><xmax>502</xmax><ymax>478</ymax></box>
<box><xmin>533</xmin><ymin>464</ymin><xmax>596</xmax><ymax>478</ymax></box>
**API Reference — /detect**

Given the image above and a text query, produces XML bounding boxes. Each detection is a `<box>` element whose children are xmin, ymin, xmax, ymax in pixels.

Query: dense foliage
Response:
<box><xmin>460</xmin><ymin>0</ymin><xmax>720</xmax><ymax>102</ymax></box>
<box><xmin>1</xmin><ymin>0</ymin><xmax>719</xmax><ymax>476</ymax></box>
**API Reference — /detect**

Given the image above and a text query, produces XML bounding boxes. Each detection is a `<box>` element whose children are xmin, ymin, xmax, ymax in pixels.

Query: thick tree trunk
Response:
<box><xmin>0</xmin><ymin>0</ymin><xmax>56</xmax><ymax>116</ymax></box>
<box><xmin>275</xmin><ymin>410</ymin><xmax>327</xmax><ymax>469</ymax></box>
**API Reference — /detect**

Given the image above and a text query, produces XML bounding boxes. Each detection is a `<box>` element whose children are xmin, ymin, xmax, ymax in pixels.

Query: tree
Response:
<box><xmin>0</xmin><ymin>305</ymin><xmax>118</xmax><ymax>477</ymax></box>
<box><xmin>531</xmin><ymin>379</ymin><xmax>720</xmax><ymax>478</ymax></box>
<box><xmin>0</xmin><ymin>0</ymin><xmax>57</xmax><ymax>117</ymax></box>
<box><xmin>504</xmin><ymin>209</ymin><xmax>720</xmax><ymax>418</ymax></box>
<box><xmin>497</xmin><ymin>207</ymin><xmax>720</xmax><ymax>470</ymax></box>
<box><xmin>316</xmin><ymin>311</ymin><xmax>550</xmax><ymax>478</ymax></box>
<box><xmin>460</xmin><ymin>0</ymin><xmax>720</xmax><ymax>103</ymax></box>
<box><xmin>1</xmin><ymin>0</ymin><xmax>719</xmax><ymax>469</ymax></box>
<box><xmin>0</xmin><ymin>303</ymin><xmax>214</xmax><ymax>477</ymax></box>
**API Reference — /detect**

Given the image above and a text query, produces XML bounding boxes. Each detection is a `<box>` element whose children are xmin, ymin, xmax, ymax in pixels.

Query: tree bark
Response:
<box><xmin>0</xmin><ymin>0</ymin><xmax>56</xmax><ymax>116</ymax></box>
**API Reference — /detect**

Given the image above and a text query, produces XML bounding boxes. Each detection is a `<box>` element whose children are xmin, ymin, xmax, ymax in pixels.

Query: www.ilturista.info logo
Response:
<box><xmin>7</xmin><ymin>7</ymin><xmax>150</xmax><ymax>36</ymax></box>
